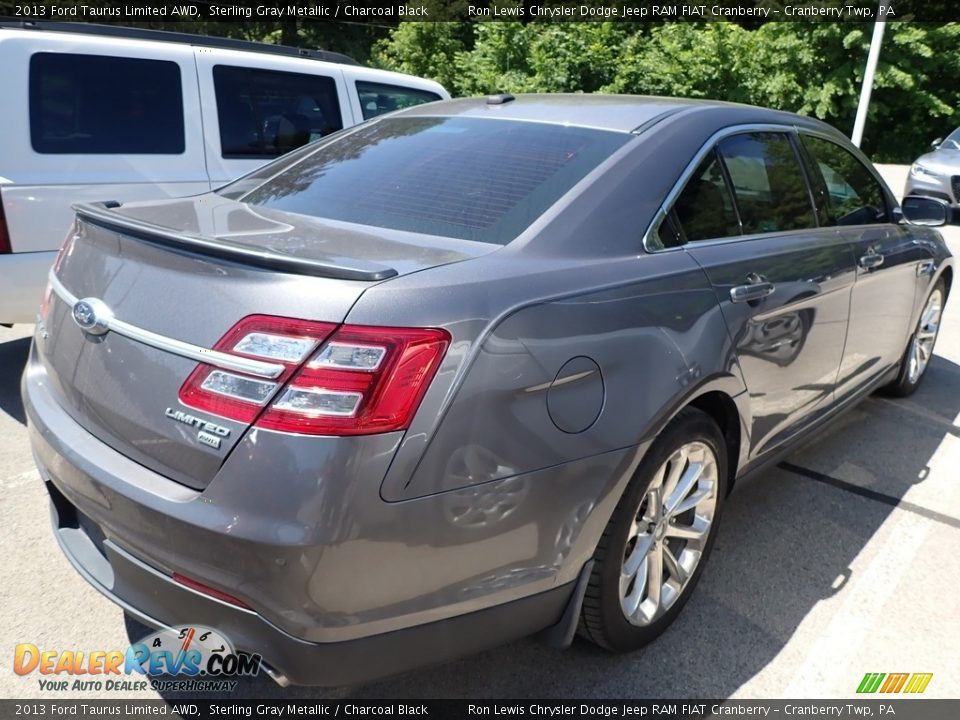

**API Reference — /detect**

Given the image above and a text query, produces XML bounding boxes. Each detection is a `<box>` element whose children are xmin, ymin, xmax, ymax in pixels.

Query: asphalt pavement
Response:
<box><xmin>1</xmin><ymin>166</ymin><xmax>958</xmax><ymax>701</ymax></box>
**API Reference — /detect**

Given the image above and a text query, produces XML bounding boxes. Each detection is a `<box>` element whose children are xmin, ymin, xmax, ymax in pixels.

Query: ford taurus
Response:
<box><xmin>23</xmin><ymin>94</ymin><xmax>953</xmax><ymax>686</ymax></box>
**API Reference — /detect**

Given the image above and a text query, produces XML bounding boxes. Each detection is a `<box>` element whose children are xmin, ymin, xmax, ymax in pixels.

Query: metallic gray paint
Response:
<box><xmin>22</xmin><ymin>94</ymin><xmax>955</xmax><ymax>685</ymax></box>
<box><xmin>49</xmin><ymin>271</ymin><xmax>288</xmax><ymax>380</ymax></box>
<box><xmin>904</xmin><ymin>144</ymin><xmax>960</xmax><ymax>205</ymax></box>
<box><xmin>26</xmin><ymin>360</ymin><xmax>639</xmax><ymax>641</ymax></box>
<box><xmin>685</xmin><ymin>231</ymin><xmax>855</xmax><ymax>457</ymax></box>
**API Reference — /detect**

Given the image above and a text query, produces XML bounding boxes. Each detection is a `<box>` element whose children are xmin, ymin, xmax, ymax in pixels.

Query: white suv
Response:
<box><xmin>0</xmin><ymin>22</ymin><xmax>449</xmax><ymax>324</ymax></box>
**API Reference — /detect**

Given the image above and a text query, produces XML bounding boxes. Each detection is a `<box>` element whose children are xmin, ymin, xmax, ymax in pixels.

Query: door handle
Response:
<box><xmin>859</xmin><ymin>253</ymin><xmax>884</xmax><ymax>270</ymax></box>
<box><xmin>730</xmin><ymin>278</ymin><xmax>775</xmax><ymax>303</ymax></box>
<box><xmin>916</xmin><ymin>260</ymin><xmax>936</xmax><ymax>276</ymax></box>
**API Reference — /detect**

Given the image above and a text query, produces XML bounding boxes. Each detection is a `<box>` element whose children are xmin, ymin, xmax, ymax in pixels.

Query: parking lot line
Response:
<box><xmin>779</xmin><ymin>461</ymin><xmax>960</xmax><ymax>529</ymax></box>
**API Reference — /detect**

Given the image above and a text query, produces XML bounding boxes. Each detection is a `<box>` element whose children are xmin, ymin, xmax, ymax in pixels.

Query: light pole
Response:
<box><xmin>851</xmin><ymin>0</ymin><xmax>891</xmax><ymax>148</ymax></box>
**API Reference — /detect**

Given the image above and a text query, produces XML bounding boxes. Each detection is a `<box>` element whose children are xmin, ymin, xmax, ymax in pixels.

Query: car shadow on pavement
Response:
<box><xmin>0</xmin><ymin>335</ymin><xmax>30</xmax><ymax>425</ymax></box>
<box><xmin>121</xmin><ymin>355</ymin><xmax>959</xmax><ymax>699</ymax></box>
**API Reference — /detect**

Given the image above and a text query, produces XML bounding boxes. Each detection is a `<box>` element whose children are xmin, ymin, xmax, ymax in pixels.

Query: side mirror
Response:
<box><xmin>901</xmin><ymin>195</ymin><xmax>952</xmax><ymax>227</ymax></box>
<box><xmin>931</xmin><ymin>137</ymin><xmax>943</xmax><ymax>150</ymax></box>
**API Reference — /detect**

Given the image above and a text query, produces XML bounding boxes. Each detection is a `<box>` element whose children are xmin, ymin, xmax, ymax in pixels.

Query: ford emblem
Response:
<box><xmin>72</xmin><ymin>297</ymin><xmax>113</xmax><ymax>336</ymax></box>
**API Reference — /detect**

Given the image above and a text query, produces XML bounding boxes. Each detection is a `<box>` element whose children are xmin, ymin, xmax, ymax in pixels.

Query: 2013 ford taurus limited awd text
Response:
<box><xmin>22</xmin><ymin>95</ymin><xmax>953</xmax><ymax>686</ymax></box>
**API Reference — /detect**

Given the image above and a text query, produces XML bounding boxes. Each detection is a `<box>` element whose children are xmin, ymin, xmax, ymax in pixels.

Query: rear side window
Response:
<box><xmin>718</xmin><ymin>133</ymin><xmax>816</xmax><ymax>234</ymax></box>
<box><xmin>213</xmin><ymin>65</ymin><xmax>343</xmax><ymax>159</ymax></box>
<box><xmin>356</xmin><ymin>81</ymin><xmax>441</xmax><ymax>120</ymax></box>
<box><xmin>801</xmin><ymin>135</ymin><xmax>889</xmax><ymax>226</ymax></box>
<box><xmin>236</xmin><ymin>117</ymin><xmax>630</xmax><ymax>245</ymax></box>
<box><xmin>673</xmin><ymin>150</ymin><xmax>741</xmax><ymax>243</ymax></box>
<box><xmin>30</xmin><ymin>53</ymin><xmax>184</xmax><ymax>154</ymax></box>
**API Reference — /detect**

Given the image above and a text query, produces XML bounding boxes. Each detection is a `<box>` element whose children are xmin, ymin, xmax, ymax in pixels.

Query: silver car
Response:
<box><xmin>23</xmin><ymin>95</ymin><xmax>954</xmax><ymax>686</ymax></box>
<box><xmin>904</xmin><ymin>127</ymin><xmax>960</xmax><ymax>208</ymax></box>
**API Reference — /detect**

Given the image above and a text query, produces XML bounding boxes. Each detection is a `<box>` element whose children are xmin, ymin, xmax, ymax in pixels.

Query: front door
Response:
<box><xmin>676</xmin><ymin>131</ymin><xmax>856</xmax><ymax>458</ymax></box>
<box><xmin>798</xmin><ymin>133</ymin><xmax>923</xmax><ymax>400</ymax></box>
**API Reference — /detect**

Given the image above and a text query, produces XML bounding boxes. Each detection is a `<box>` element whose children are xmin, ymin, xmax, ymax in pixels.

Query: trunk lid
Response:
<box><xmin>37</xmin><ymin>194</ymin><xmax>490</xmax><ymax>489</ymax></box>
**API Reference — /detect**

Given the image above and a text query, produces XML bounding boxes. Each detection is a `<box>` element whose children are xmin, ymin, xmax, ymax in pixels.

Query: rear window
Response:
<box><xmin>30</xmin><ymin>53</ymin><xmax>184</xmax><ymax>154</ymax></box>
<box><xmin>213</xmin><ymin>65</ymin><xmax>342</xmax><ymax>159</ymax></box>
<box><xmin>356</xmin><ymin>81</ymin><xmax>441</xmax><ymax>120</ymax></box>
<box><xmin>236</xmin><ymin>117</ymin><xmax>630</xmax><ymax>245</ymax></box>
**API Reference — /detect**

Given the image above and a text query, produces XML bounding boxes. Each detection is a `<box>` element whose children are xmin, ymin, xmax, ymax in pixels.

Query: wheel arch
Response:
<box><xmin>939</xmin><ymin>264</ymin><xmax>952</xmax><ymax>301</ymax></box>
<box><xmin>632</xmin><ymin>376</ymin><xmax>749</xmax><ymax>501</ymax></box>
<box><xmin>686</xmin><ymin>390</ymin><xmax>744</xmax><ymax>495</ymax></box>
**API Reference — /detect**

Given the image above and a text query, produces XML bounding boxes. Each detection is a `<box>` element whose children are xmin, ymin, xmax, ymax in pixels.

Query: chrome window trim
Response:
<box><xmin>642</xmin><ymin>122</ymin><xmax>818</xmax><ymax>254</ymax></box>
<box><xmin>48</xmin><ymin>271</ymin><xmax>286</xmax><ymax>380</ymax></box>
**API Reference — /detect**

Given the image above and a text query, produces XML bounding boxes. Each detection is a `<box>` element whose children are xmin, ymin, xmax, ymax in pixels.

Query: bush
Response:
<box><xmin>372</xmin><ymin>20</ymin><xmax>960</xmax><ymax>163</ymax></box>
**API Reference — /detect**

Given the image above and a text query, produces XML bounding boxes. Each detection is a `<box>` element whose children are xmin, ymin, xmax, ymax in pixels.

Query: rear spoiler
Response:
<box><xmin>72</xmin><ymin>202</ymin><xmax>398</xmax><ymax>282</ymax></box>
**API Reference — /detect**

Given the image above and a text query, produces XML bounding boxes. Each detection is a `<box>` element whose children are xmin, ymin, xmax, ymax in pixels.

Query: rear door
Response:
<box><xmin>194</xmin><ymin>48</ymin><xmax>351</xmax><ymax>184</ymax></box>
<box><xmin>675</xmin><ymin>130</ymin><xmax>857</xmax><ymax>458</ymax></box>
<box><xmin>798</xmin><ymin>133</ymin><xmax>924</xmax><ymax>400</ymax></box>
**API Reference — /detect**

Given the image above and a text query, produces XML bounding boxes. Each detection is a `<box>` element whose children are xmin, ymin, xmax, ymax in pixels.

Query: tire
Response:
<box><xmin>884</xmin><ymin>278</ymin><xmax>945</xmax><ymax>398</ymax></box>
<box><xmin>579</xmin><ymin>408</ymin><xmax>727</xmax><ymax>652</ymax></box>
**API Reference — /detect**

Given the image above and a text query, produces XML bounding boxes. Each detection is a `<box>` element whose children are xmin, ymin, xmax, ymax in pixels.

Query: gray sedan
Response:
<box><xmin>904</xmin><ymin>127</ymin><xmax>960</xmax><ymax>208</ymax></box>
<box><xmin>22</xmin><ymin>94</ymin><xmax>953</xmax><ymax>687</ymax></box>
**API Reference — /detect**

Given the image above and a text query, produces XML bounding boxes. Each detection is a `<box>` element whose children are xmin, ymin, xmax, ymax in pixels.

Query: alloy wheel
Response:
<box><xmin>907</xmin><ymin>288</ymin><xmax>943</xmax><ymax>384</ymax></box>
<box><xmin>619</xmin><ymin>441</ymin><xmax>718</xmax><ymax>627</ymax></box>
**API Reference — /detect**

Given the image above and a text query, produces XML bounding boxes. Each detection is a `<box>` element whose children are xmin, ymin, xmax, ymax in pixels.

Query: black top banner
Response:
<box><xmin>2</xmin><ymin>0</ymin><xmax>960</xmax><ymax>23</ymax></box>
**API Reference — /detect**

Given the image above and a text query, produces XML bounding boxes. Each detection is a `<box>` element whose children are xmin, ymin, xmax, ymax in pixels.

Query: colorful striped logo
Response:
<box><xmin>857</xmin><ymin>672</ymin><xmax>933</xmax><ymax>694</ymax></box>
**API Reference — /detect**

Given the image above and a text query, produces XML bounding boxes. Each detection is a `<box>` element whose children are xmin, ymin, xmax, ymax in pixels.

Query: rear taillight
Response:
<box><xmin>258</xmin><ymin>325</ymin><xmax>450</xmax><ymax>436</ymax></box>
<box><xmin>38</xmin><ymin>233</ymin><xmax>74</xmax><ymax>323</ymax></box>
<box><xmin>180</xmin><ymin>315</ymin><xmax>337</xmax><ymax>423</ymax></box>
<box><xmin>0</xmin><ymin>194</ymin><xmax>11</xmax><ymax>254</ymax></box>
<box><xmin>178</xmin><ymin>316</ymin><xmax>450</xmax><ymax>436</ymax></box>
<box><xmin>38</xmin><ymin>283</ymin><xmax>53</xmax><ymax>324</ymax></box>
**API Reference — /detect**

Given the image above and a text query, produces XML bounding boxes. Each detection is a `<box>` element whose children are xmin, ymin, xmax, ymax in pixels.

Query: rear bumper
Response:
<box><xmin>42</xmin><ymin>475</ymin><xmax>572</xmax><ymax>686</ymax></box>
<box><xmin>0</xmin><ymin>251</ymin><xmax>54</xmax><ymax>324</ymax></box>
<box><xmin>23</xmin><ymin>340</ymin><xmax>631</xmax><ymax>685</ymax></box>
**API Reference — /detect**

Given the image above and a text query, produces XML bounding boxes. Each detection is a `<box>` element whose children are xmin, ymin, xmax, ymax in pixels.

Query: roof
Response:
<box><xmin>394</xmin><ymin>93</ymin><xmax>831</xmax><ymax>136</ymax></box>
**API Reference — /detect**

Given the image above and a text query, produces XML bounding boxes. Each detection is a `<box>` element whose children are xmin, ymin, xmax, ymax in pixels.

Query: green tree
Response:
<box><xmin>525</xmin><ymin>22</ymin><xmax>631</xmax><ymax>93</ymax></box>
<box><xmin>863</xmin><ymin>22</ymin><xmax>960</xmax><ymax>159</ymax></box>
<box><xmin>370</xmin><ymin>21</ymin><xmax>470</xmax><ymax>91</ymax></box>
<box><xmin>452</xmin><ymin>22</ymin><xmax>532</xmax><ymax>94</ymax></box>
<box><xmin>605</xmin><ymin>22</ymin><xmax>754</xmax><ymax>102</ymax></box>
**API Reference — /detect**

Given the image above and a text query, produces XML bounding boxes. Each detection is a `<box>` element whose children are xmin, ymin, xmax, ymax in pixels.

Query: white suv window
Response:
<box><xmin>356</xmin><ymin>81</ymin><xmax>441</xmax><ymax>120</ymax></box>
<box><xmin>29</xmin><ymin>53</ymin><xmax>184</xmax><ymax>155</ymax></box>
<box><xmin>213</xmin><ymin>65</ymin><xmax>342</xmax><ymax>159</ymax></box>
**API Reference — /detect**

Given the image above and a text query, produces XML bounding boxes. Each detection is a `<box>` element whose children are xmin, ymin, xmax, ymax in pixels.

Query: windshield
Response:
<box><xmin>942</xmin><ymin>128</ymin><xmax>960</xmax><ymax>150</ymax></box>
<box><xmin>229</xmin><ymin>116</ymin><xmax>631</xmax><ymax>245</ymax></box>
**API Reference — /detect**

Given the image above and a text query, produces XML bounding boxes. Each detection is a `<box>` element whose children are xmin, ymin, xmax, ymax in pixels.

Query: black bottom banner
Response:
<box><xmin>3</xmin><ymin>700</ymin><xmax>959</xmax><ymax>720</ymax></box>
